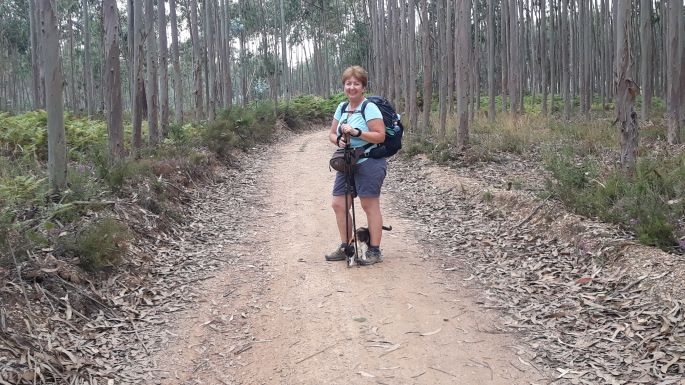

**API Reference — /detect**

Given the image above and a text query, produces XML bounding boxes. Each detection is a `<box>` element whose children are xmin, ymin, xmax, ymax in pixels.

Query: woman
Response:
<box><xmin>325</xmin><ymin>66</ymin><xmax>387</xmax><ymax>266</ymax></box>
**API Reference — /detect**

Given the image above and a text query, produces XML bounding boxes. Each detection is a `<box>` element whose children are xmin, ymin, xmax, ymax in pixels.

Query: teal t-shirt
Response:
<box><xmin>333</xmin><ymin>99</ymin><xmax>383</xmax><ymax>149</ymax></box>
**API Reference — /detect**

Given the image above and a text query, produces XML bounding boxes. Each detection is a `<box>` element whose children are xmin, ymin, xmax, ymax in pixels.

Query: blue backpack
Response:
<box><xmin>341</xmin><ymin>96</ymin><xmax>403</xmax><ymax>159</ymax></box>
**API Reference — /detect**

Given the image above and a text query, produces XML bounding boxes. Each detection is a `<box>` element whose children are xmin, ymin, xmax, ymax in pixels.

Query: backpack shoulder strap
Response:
<box><xmin>360</xmin><ymin>99</ymin><xmax>370</xmax><ymax>121</ymax></box>
<box><xmin>340</xmin><ymin>102</ymin><xmax>349</xmax><ymax>115</ymax></box>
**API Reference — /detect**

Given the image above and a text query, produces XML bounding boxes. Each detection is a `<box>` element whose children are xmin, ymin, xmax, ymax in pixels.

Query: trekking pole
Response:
<box><xmin>343</xmin><ymin>131</ymin><xmax>360</xmax><ymax>266</ymax></box>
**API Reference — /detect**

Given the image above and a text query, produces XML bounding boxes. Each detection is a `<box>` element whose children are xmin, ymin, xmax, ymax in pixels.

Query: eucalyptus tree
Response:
<box><xmin>169</xmin><ymin>0</ymin><xmax>183</xmax><ymax>124</ymax></box>
<box><xmin>40</xmin><ymin>0</ymin><xmax>67</xmax><ymax>191</ymax></box>
<box><xmin>221</xmin><ymin>0</ymin><xmax>233</xmax><ymax>110</ymax></box>
<box><xmin>446</xmin><ymin>0</ymin><xmax>454</xmax><ymax>115</ymax></box>
<box><xmin>66</xmin><ymin>7</ymin><xmax>77</xmax><ymax>111</ymax></box>
<box><xmin>540</xmin><ymin>0</ymin><xmax>548</xmax><ymax>115</ymax></box>
<box><xmin>28</xmin><ymin>0</ymin><xmax>43</xmax><ymax>109</ymax></box>
<box><xmin>205</xmin><ymin>0</ymin><xmax>217</xmax><ymax>121</ymax></box>
<box><xmin>407</xmin><ymin>0</ymin><xmax>418</xmax><ymax>131</ymax></box>
<box><xmin>487</xmin><ymin>0</ymin><xmax>495</xmax><ymax>123</ymax></box>
<box><xmin>500</xmin><ymin>0</ymin><xmax>509</xmax><ymax>112</ymax></box>
<box><xmin>561</xmin><ymin>0</ymin><xmax>571</xmax><ymax>120</ymax></box>
<box><xmin>158</xmin><ymin>0</ymin><xmax>170</xmax><ymax>136</ymax></box>
<box><xmin>639</xmin><ymin>0</ymin><xmax>653</xmax><ymax>120</ymax></box>
<box><xmin>615</xmin><ymin>0</ymin><xmax>639</xmax><ymax>173</ymax></box>
<box><xmin>456</xmin><ymin>0</ymin><xmax>470</xmax><ymax>150</ymax></box>
<box><xmin>132</xmin><ymin>0</ymin><xmax>145</xmax><ymax>150</ymax></box>
<box><xmin>508</xmin><ymin>0</ymin><xmax>521</xmax><ymax>114</ymax></box>
<box><xmin>237</xmin><ymin>0</ymin><xmax>248</xmax><ymax>106</ymax></box>
<box><xmin>82</xmin><ymin>0</ymin><xmax>94</xmax><ymax>116</ymax></box>
<box><xmin>189</xmin><ymin>0</ymin><xmax>204</xmax><ymax>119</ymax></box>
<box><xmin>437</xmin><ymin>0</ymin><xmax>448</xmax><ymax>139</ymax></box>
<box><xmin>666</xmin><ymin>0</ymin><xmax>682</xmax><ymax>144</ymax></box>
<box><xmin>103</xmin><ymin>0</ymin><xmax>124</xmax><ymax>160</ymax></box>
<box><xmin>581</xmin><ymin>0</ymin><xmax>591</xmax><ymax>118</ymax></box>
<box><xmin>145</xmin><ymin>0</ymin><xmax>159</xmax><ymax>142</ymax></box>
<box><xmin>420</xmin><ymin>0</ymin><xmax>432</xmax><ymax>136</ymax></box>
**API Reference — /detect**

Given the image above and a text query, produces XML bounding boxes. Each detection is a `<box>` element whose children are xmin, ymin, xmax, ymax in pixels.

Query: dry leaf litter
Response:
<box><xmin>0</xmin><ymin>148</ymin><xmax>271</xmax><ymax>384</ymax></box>
<box><xmin>2</xmin><ymin>129</ymin><xmax>684</xmax><ymax>385</ymax></box>
<box><xmin>385</xmin><ymin>154</ymin><xmax>685</xmax><ymax>385</ymax></box>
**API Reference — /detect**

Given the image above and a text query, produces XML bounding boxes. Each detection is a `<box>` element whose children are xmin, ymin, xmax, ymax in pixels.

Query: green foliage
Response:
<box><xmin>282</xmin><ymin>94</ymin><xmax>346</xmax><ymax>126</ymax></box>
<box><xmin>0</xmin><ymin>174</ymin><xmax>47</xmax><ymax>207</ymax></box>
<box><xmin>544</xmin><ymin>149</ymin><xmax>684</xmax><ymax>251</ymax></box>
<box><xmin>403</xmin><ymin>137</ymin><xmax>434</xmax><ymax>158</ymax></box>
<box><xmin>202</xmin><ymin>102</ymin><xmax>278</xmax><ymax>156</ymax></box>
<box><xmin>543</xmin><ymin>149</ymin><xmax>600</xmax><ymax>215</ymax></box>
<box><xmin>63</xmin><ymin>165</ymin><xmax>102</xmax><ymax>203</ymax></box>
<box><xmin>65</xmin><ymin>116</ymin><xmax>108</xmax><ymax>160</ymax></box>
<box><xmin>0</xmin><ymin>111</ymin><xmax>48</xmax><ymax>158</ymax></box>
<box><xmin>59</xmin><ymin>218</ymin><xmax>131</xmax><ymax>272</ymax></box>
<box><xmin>0</xmin><ymin>111</ymin><xmax>109</xmax><ymax>161</ymax></box>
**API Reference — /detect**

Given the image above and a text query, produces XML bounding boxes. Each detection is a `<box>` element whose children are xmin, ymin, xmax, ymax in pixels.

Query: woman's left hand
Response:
<box><xmin>341</xmin><ymin>124</ymin><xmax>358</xmax><ymax>136</ymax></box>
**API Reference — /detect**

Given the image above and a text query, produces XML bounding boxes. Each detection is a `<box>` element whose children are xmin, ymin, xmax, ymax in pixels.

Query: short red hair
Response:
<box><xmin>341</xmin><ymin>66</ymin><xmax>368</xmax><ymax>88</ymax></box>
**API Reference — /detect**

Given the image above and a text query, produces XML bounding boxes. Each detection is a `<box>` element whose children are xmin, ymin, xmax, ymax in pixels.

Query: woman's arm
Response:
<box><xmin>339</xmin><ymin>118</ymin><xmax>384</xmax><ymax>144</ymax></box>
<box><xmin>359</xmin><ymin>118</ymin><xmax>385</xmax><ymax>144</ymax></box>
<box><xmin>329</xmin><ymin>118</ymin><xmax>345</xmax><ymax>147</ymax></box>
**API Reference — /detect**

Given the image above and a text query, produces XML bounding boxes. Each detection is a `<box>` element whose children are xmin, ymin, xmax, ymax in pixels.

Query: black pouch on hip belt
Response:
<box><xmin>329</xmin><ymin>147</ymin><xmax>365</xmax><ymax>172</ymax></box>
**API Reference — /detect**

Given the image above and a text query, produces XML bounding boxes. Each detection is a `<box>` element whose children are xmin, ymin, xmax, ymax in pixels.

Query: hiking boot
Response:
<box><xmin>325</xmin><ymin>244</ymin><xmax>353</xmax><ymax>261</ymax></box>
<box><xmin>358</xmin><ymin>249</ymin><xmax>383</xmax><ymax>266</ymax></box>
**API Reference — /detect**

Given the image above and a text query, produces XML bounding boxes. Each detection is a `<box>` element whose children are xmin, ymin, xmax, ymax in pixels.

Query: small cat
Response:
<box><xmin>354</xmin><ymin>225</ymin><xmax>392</xmax><ymax>250</ymax></box>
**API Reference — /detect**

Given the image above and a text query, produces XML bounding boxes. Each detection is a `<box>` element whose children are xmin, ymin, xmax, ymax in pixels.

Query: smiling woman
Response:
<box><xmin>325</xmin><ymin>65</ymin><xmax>388</xmax><ymax>267</ymax></box>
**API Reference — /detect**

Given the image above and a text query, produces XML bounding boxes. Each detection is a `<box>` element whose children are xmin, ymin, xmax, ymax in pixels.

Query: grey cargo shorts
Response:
<box><xmin>332</xmin><ymin>157</ymin><xmax>387</xmax><ymax>198</ymax></box>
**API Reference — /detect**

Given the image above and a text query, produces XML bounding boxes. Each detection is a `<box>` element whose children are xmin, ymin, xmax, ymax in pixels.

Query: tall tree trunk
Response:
<box><xmin>561</xmin><ymin>0</ymin><xmax>571</xmax><ymax>120</ymax></box>
<box><xmin>190</xmin><ymin>0</ymin><xmax>205</xmax><ymax>118</ymax></box>
<box><xmin>400</xmin><ymin>0</ymin><xmax>409</xmax><ymax>113</ymax></box>
<box><xmin>392</xmin><ymin>0</ymin><xmax>402</xmax><ymax>106</ymax></box>
<box><xmin>67</xmin><ymin>14</ymin><xmax>77</xmax><ymax>112</ymax></box>
<box><xmin>132</xmin><ymin>0</ymin><xmax>145</xmax><ymax>151</ymax></box>
<box><xmin>28</xmin><ymin>0</ymin><xmax>43</xmax><ymax>109</ymax></box>
<box><xmin>473</xmin><ymin>4</ymin><xmax>482</xmax><ymax>121</ymax></box>
<box><xmin>541</xmin><ymin>0</ymin><xmax>548</xmax><ymax>115</ymax></box>
<box><xmin>408</xmin><ymin>0</ymin><xmax>418</xmax><ymax>131</ymax></box>
<box><xmin>205</xmin><ymin>0</ymin><xmax>216</xmax><ymax>121</ymax></box>
<box><xmin>447</xmin><ymin>0</ymin><xmax>455</xmax><ymax>115</ymax></box>
<box><xmin>456</xmin><ymin>0</ymin><xmax>470</xmax><ymax>150</ymax></box>
<box><xmin>82</xmin><ymin>0</ymin><xmax>94</xmax><ymax>117</ymax></box>
<box><xmin>666</xmin><ymin>0</ymin><xmax>682</xmax><ymax>144</ymax></box>
<box><xmin>222</xmin><ymin>0</ymin><xmax>233</xmax><ymax>110</ymax></box>
<box><xmin>616</xmin><ymin>0</ymin><xmax>639</xmax><ymax>173</ymax></box>
<box><xmin>508</xmin><ymin>0</ymin><xmax>521</xmax><ymax>114</ymax></box>
<box><xmin>169</xmin><ymin>0</ymin><xmax>183</xmax><ymax>124</ymax></box>
<box><xmin>145</xmin><ymin>0</ymin><xmax>160</xmax><ymax>143</ymax></box>
<box><xmin>127</xmin><ymin>0</ymin><xmax>134</xmax><ymax>112</ymax></box>
<box><xmin>279</xmin><ymin>0</ymin><xmax>289</xmax><ymax>105</ymax></box>
<box><xmin>103</xmin><ymin>0</ymin><xmax>124</xmax><ymax>160</ymax></box>
<box><xmin>158</xmin><ymin>0</ymin><xmax>169</xmax><ymax>137</ymax></box>
<box><xmin>420</xmin><ymin>0</ymin><xmax>432</xmax><ymax>137</ymax></box>
<box><xmin>378</xmin><ymin>0</ymin><xmax>388</xmax><ymax>96</ymax></box>
<box><xmin>487</xmin><ymin>0</ymin><xmax>496</xmax><ymax>123</ymax></box>
<box><xmin>437</xmin><ymin>0</ymin><xmax>447</xmax><ymax>139</ymax></box>
<box><xmin>501</xmin><ymin>0</ymin><xmax>509</xmax><ymax>112</ymax></box>
<box><xmin>580</xmin><ymin>0</ymin><xmax>590</xmax><ymax>118</ymax></box>
<box><xmin>639</xmin><ymin>0</ymin><xmax>653</xmax><ymax>120</ymax></box>
<box><xmin>40</xmin><ymin>0</ymin><xmax>67</xmax><ymax>191</ymax></box>
<box><xmin>238</xmin><ymin>0</ymin><xmax>248</xmax><ymax>106</ymax></box>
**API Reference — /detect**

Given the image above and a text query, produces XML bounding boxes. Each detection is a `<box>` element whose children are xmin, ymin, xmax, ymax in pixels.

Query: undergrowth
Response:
<box><xmin>543</xmin><ymin>148</ymin><xmax>684</xmax><ymax>251</ymax></box>
<box><xmin>0</xmin><ymin>111</ymin><xmax>214</xmax><ymax>272</ymax></box>
<box><xmin>402</xmin><ymin>95</ymin><xmax>683</xmax><ymax>252</ymax></box>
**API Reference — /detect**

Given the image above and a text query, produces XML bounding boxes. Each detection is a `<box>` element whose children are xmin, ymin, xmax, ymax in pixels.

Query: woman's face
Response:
<box><xmin>343</xmin><ymin>76</ymin><xmax>365</xmax><ymax>100</ymax></box>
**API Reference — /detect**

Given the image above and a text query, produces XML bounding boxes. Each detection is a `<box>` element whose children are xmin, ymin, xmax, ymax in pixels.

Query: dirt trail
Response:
<box><xmin>152</xmin><ymin>130</ymin><xmax>546</xmax><ymax>385</ymax></box>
